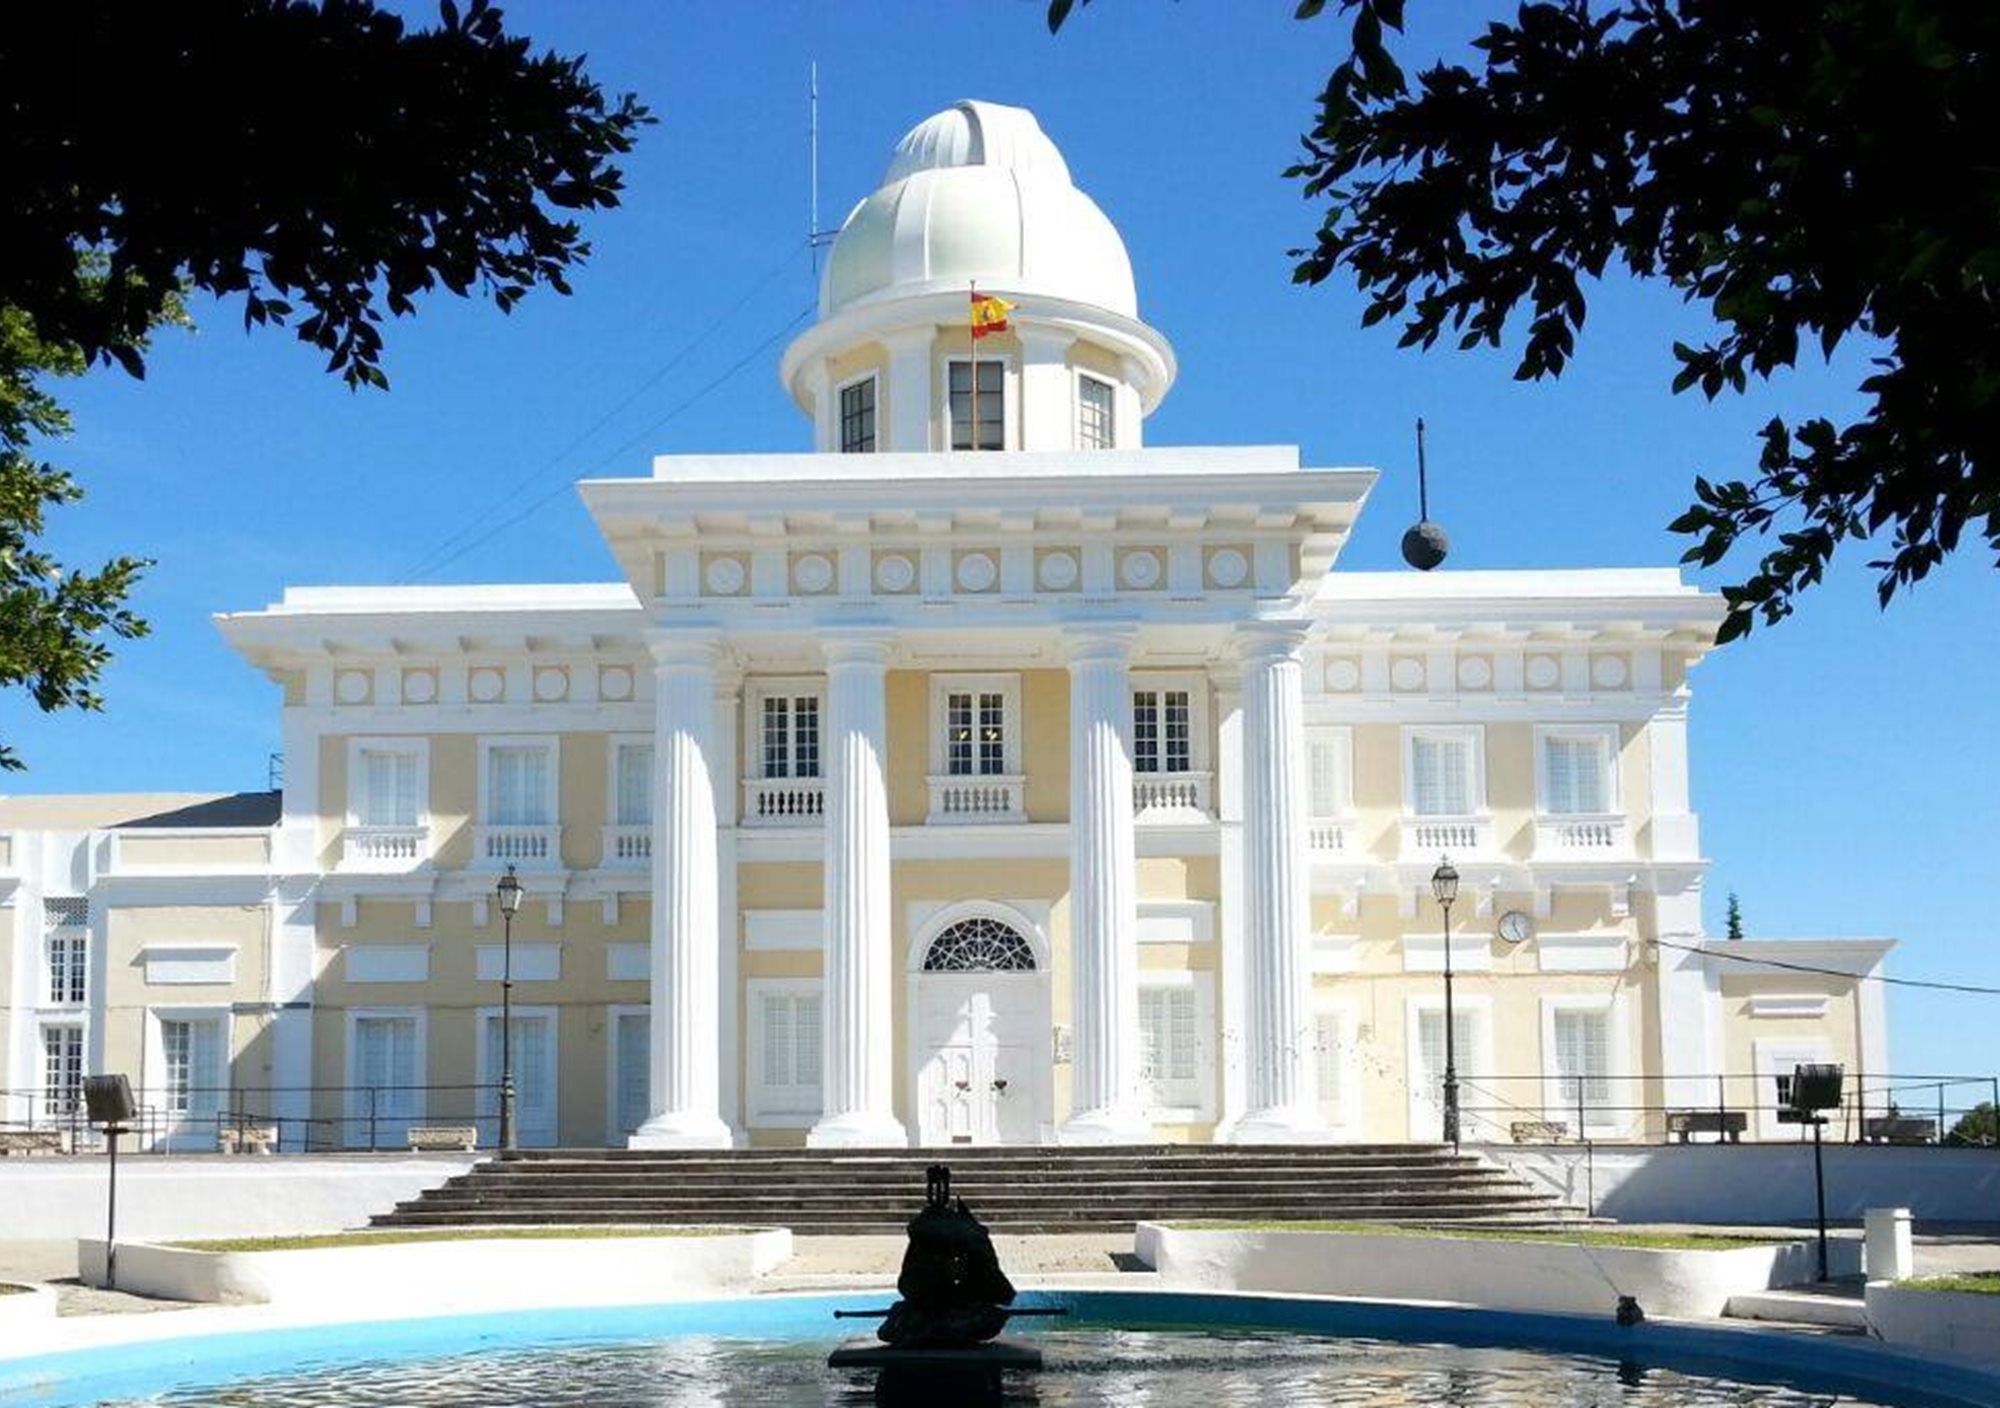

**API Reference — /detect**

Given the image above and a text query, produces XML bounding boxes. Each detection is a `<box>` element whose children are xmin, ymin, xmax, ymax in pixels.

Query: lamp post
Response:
<box><xmin>495</xmin><ymin>864</ymin><xmax>524</xmax><ymax>1151</ymax></box>
<box><xmin>1431</xmin><ymin>857</ymin><xmax>1462</xmax><ymax>1152</ymax></box>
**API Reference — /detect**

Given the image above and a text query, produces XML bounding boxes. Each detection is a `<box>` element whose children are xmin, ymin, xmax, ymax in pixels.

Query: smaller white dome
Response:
<box><xmin>822</xmin><ymin>100</ymin><xmax>1137</xmax><ymax>319</ymax></box>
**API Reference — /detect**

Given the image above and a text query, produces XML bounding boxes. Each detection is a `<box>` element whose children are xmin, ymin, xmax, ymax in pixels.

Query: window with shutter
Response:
<box><xmin>1139</xmin><ymin>986</ymin><xmax>1202</xmax><ymax>1108</ymax></box>
<box><xmin>752</xmin><ymin>988</ymin><xmax>824</xmax><ymax>1117</ymax></box>
<box><xmin>615</xmin><ymin>744</ymin><xmax>654</xmax><ymax>826</ymax></box>
<box><xmin>615</xmin><ymin>1013</ymin><xmax>650</xmax><ymax>1136</ymax></box>
<box><xmin>1314</xmin><ymin>1011</ymin><xmax>1345</xmax><ymax>1121</ymax></box>
<box><xmin>486</xmin><ymin>746</ymin><xmax>552</xmax><ymax>824</ymax></box>
<box><xmin>1411</xmin><ymin>735</ymin><xmax>1473</xmax><ymax>815</ymax></box>
<box><xmin>41</xmin><ymin>1026</ymin><xmax>84</xmax><ymax>1118</ymax></box>
<box><xmin>360</xmin><ymin>750</ymin><xmax>420</xmax><ymax>826</ymax></box>
<box><xmin>1552</xmin><ymin>1008</ymin><xmax>1613</xmax><ymax>1111</ymax></box>
<box><xmin>354</xmin><ymin>1016</ymin><xmax>421</xmax><ymax>1121</ymax></box>
<box><xmin>1544</xmin><ymin>735</ymin><xmax>1611</xmax><ymax>814</ymax></box>
<box><xmin>1307</xmin><ymin>734</ymin><xmax>1349</xmax><ymax>817</ymax></box>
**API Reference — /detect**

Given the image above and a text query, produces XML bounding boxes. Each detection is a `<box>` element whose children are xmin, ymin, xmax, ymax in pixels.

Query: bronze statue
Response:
<box><xmin>877</xmin><ymin>1164</ymin><xmax>1017</xmax><ymax>1348</ymax></box>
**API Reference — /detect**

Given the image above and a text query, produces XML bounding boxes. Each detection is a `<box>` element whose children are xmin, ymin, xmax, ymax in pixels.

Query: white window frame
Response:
<box><xmin>1137</xmin><ymin>971</ymin><xmax>1216</xmax><ymax>1122</ymax></box>
<box><xmin>37</xmin><ymin>1020</ymin><xmax>88</xmax><ymax>1123</ymax></box>
<box><xmin>476</xmin><ymin>1003</ymin><xmax>559</xmax><ymax>1146</ymax></box>
<box><xmin>928</xmin><ymin>673</ymin><xmax>1023</xmax><ymax>777</ymax></box>
<box><xmin>1312</xmin><ymin>1001</ymin><xmax>1360</xmax><ymax>1138</ymax></box>
<box><xmin>43</xmin><ymin>905</ymin><xmax>89</xmax><ymax>1008</ymax></box>
<box><xmin>836</xmin><ymin>369</ymin><xmax>879</xmax><ymax>454</ymax></box>
<box><xmin>607</xmin><ymin>734</ymin><xmax>654</xmax><ymax>826</ymax></box>
<box><xmin>1539</xmin><ymin>994</ymin><xmax>1629</xmax><ymax>1138</ymax></box>
<box><xmin>744</xmin><ymin>678</ymin><xmax>827</xmax><ymax>782</ymax></box>
<box><xmin>343</xmin><ymin>1006</ymin><xmax>428</xmax><ymax>1148</ymax></box>
<box><xmin>1075</xmin><ymin>371</ymin><xmax>1116</xmax><ymax>450</ymax></box>
<box><xmin>345</xmin><ymin>737</ymin><xmax>430</xmax><ymax>830</ymax></box>
<box><xmin>746</xmin><ymin>978</ymin><xmax>825</xmax><ymax>1127</ymax></box>
<box><xmin>144</xmin><ymin>1005</ymin><xmax>233</xmax><ymax>1148</ymax></box>
<box><xmin>606</xmin><ymin>1003</ymin><xmax>651</xmax><ymax>1143</ymax></box>
<box><xmin>1405</xmin><ymin>994</ymin><xmax>1494</xmax><ymax>1142</ymax></box>
<box><xmin>476</xmin><ymin>736</ymin><xmax>559</xmax><ymax>825</ymax></box>
<box><xmin>1129</xmin><ymin>673</ymin><xmax>1208</xmax><ymax>776</ymax></box>
<box><xmin>1401</xmin><ymin>725</ymin><xmax>1487</xmax><ymax>817</ymax></box>
<box><xmin>1304</xmin><ymin>726</ymin><xmax>1355</xmax><ymax>819</ymax></box>
<box><xmin>942</xmin><ymin>356</ymin><xmax>1012</xmax><ymax>451</ymax></box>
<box><xmin>1534</xmin><ymin>723</ymin><xmax>1622</xmax><ymax>817</ymax></box>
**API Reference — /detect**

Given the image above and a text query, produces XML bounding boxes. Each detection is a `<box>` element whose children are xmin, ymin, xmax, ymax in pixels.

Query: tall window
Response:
<box><xmin>1410</xmin><ymin>734</ymin><xmax>1476</xmax><ymax>815</ymax></box>
<box><xmin>839</xmin><ymin>377</ymin><xmax>877</xmax><ymax>453</ymax></box>
<box><xmin>946</xmin><ymin>691</ymin><xmax>1006</xmax><ymax>776</ymax></box>
<box><xmin>1132</xmin><ymin>689</ymin><xmax>1192</xmax><ymax>774</ymax></box>
<box><xmin>358</xmin><ymin>748</ymin><xmax>421</xmax><ymax>827</ymax></box>
<box><xmin>1544</xmin><ymin>734</ymin><xmax>1612</xmax><ymax>814</ymax></box>
<box><xmin>1307</xmin><ymin>733</ymin><xmax>1350</xmax><ymax>818</ymax></box>
<box><xmin>41</xmin><ymin>1026</ymin><xmax>84</xmax><ymax>1119</ymax></box>
<box><xmin>1552</xmin><ymin>1007</ymin><xmax>1613</xmax><ymax>1114</ymax></box>
<box><xmin>1139</xmin><ymin>986</ymin><xmax>1200</xmax><ymax>1108</ymax></box>
<box><xmin>948</xmin><ymin>361</ymin><xmax>1004</xmax><ymax>450</ymax></box>
<box><xmin>614</xmin><ymin>743</ymin><xmax>654</xmax><ymax>826</ymax></box>
<box><xmin>351</xmin><ymin>1015</ymin><xmax>422</xmax><ymax>1137</ymax></box>
<box><xmin>160</xmin><ymin>1017</ymin><xmax>225</xmax><ymax>1118</ymax></box>
<box><xmin>757</xmin><ymin>991</ymin><xmax>823</xmax><ymax>1115</ymax></box>
<box><xmin>1314</xmin><ymin>1010</ymin><xmax>1347</xmax><ymax>1124</ymax></box>
<box><xmin>614</xmin><ymin>1012</ymin><xmax>650</xmax><ymax>1137</ymax></box>
<box><xmin>482</xmin><ymin>1014</ymin><xmax>553</xmax><ymax>1137</ymax></box>
<box><xmin>760</xmin><ymin>694</ymin><xmax>822</xmax><ymax>779</ymax></box>
<box><xmin>1077</xmin><ymin>374</ymin><xmax>1115</xmax><ymax>449</ymax></box>
<box><xmin>44</xmin><ymin>897</ymin><xmax>87</xmax><ymax>1006</ymax></box>
<box><xmin>1417</xmin><ymin>1008</ymin><xmax>1477</xmax><ymax>1105</ymax></box>
<box><xmin>485</xmin><ymin>745</ymin><xmax>552</xmax><ymax>825</ymax></box>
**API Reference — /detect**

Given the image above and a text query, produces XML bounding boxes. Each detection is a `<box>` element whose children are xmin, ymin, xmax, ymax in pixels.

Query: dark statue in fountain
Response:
<box><xmin>830</xmin><ymin>1163</ymin><xmax>1062</xmax><ymax>1387</ymax></box>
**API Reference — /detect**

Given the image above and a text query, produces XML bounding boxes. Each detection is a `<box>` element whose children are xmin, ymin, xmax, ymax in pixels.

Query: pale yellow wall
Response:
<box><xmin>100</xmin><ymin>904</ymin><xmax>272</xmax><ymax>1090</ymax></box>
<box><xmin>1717</xmin><ymin>974</ymin><xmax>1868</xmax><ymax>1125</ymax></box>
<box><xmin>1021</xmin><ymin>670</ymin><xmax>1068</xmax><ymax>822</ymax></box>
<box><xmin>116</xmin><ymin>833</ymin><xmax>270</xmax><ymax>869</ymax></box>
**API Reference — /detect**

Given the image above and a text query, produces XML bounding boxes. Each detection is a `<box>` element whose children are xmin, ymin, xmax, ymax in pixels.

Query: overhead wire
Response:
<box><xmin>396</xmin><ymin>240</ymin><xmax>811</xmax><ymax>583</ymax></box>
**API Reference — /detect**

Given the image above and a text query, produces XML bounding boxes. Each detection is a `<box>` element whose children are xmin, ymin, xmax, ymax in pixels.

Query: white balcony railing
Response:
<box><xmin>600</xmin><ymin>824</ymin><xmax>652</xmax><ymax>868</ymax></box>
<box><xmin>1133</xmin><ymin>770</ymin><xmax>1212</xmax><ymax>820</ymax></box>
<box><xmin>927</xmin><ymin>774</ymin><xmax>1026</xmax><ymax>824</ymax></box>
<box><xmin>340</xmin><ymin>825</ymin><xmax>429</xmax><ymax>870</ymax></box>
<box><xmin>1400</xmin><ymin>814</ymin><xmax>1494</xmax><ymax>861</ymax></box>
<box><xmin>1306</xmin><ymin>816</ymin><xmax>1354</xmax><ymax>855</ymax></box>
<box><xmin>473</xmin><ymin>824</ymin><xmax>563</xmax><ymax>868</ymax></box>
<box><xmin>1533</xmin><ymin>813</ymin><xmax>1631</xmax><ymax>859</ymax></box>
<box><xmin>743</xmin><ymin>778</ymin><xmax>825</xmax><ymax>826</ymax></box>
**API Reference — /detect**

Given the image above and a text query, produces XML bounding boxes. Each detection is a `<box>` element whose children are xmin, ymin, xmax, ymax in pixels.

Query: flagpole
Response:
<box><xmin>968</xmin><ymin>280</ymin><xmax>977</xmax><ymax>452</ymax></box>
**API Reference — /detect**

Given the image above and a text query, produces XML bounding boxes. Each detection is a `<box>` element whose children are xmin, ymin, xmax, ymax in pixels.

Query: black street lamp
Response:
<box><xmin>495</xmin><ymin>864</ymin><xmax>525</xmax><ymax>1151</ymax></box>
<box><xmin>1431</xmin><ymin>857</ymin><xmax>1462</xmax><ymax>1152</ymax></box>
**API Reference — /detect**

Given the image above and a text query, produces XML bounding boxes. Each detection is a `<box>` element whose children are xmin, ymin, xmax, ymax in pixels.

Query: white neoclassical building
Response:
<box><xmin>1</xmin><ymin>101</ymin><xmax>1892</xmax><ymax>1152</ymax></box>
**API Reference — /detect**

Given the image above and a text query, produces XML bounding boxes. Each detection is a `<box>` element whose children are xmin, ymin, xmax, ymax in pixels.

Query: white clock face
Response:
<box><xmin>1498</xmin><ymin>910</ymin><xmax>1534</xmax><ymax>945</ymax></box>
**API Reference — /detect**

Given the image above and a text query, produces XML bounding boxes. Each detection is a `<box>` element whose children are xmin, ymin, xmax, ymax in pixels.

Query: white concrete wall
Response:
<box><xmin>1135</xmin><ymin>1223</ymin><xmax>1856</xmax><ymax>1320</ymax></box>
<box><xmin>0</xmin><ymin>1156</ymin><xmax>476</xmax><ymax>1240</ymax></box>
<box><xmin>1484</xmin><ymin>1144</ymin><xmax>2000</xmax><ymax>1224</ymax></box>
<box><xmin>75</xmin><ymin>1229</ymin><xmax>792</xmax><ymax>1313</ymax></box>
<box><xmin>1866</xmin><ymin>1282</ymin><xmax>2000</xmax><ymax>1365</ymax></box>
<box><xmin>0</xmin><ymin>1284</ymin><xmax>56</xmax><ymax>1329</ymax></box>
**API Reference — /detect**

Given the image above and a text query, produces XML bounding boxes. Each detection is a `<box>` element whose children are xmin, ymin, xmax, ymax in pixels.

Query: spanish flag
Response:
<box><xmin>970</xmin><ymin>291</ymin><xmax>1014</xmax><ymax>338</ymax></box>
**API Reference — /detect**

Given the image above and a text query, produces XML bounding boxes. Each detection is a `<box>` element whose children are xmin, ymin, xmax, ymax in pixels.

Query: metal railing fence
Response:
<box><xmin>0</xmin><ymin>1082</ymin><xmax>502</xmax><ymax>1154</ymax></box>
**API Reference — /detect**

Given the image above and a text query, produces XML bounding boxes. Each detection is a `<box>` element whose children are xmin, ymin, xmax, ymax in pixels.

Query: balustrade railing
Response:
<box><xmin>600</xmin><ymin>824</ymin><xmax>652</xmax><ymax>868</ymax></box>
<box><xmin>1533</xmin><ymin>814</ymin><xmax>1631</xmax><ymax>858</ymax></box>
<box><xmin>1400</xmin><ymin>814</ymin><xmax>1493</xmax><ymax>859</ymax></box>
<box><xmin>1307</xmin><ymin>816</ymin><xmax>1354</xmax><ymax>854</ymax></box>
<box><xmin>743</xmin><ymin>779</ymin><xmax>825</xmax><ymax>826</ymax></box>
<box><xmin>1133</xmin><ymin>770</ymin><xmax>1212</xmax><ymax>819</ymax></box>
<box><xmin>339</xmin><ymin>825</ymin><xmax>429</xmax><ymax>870</ymax></box>
<box><xmin>473</xmin><ymin>824</ymin><xmax>562</xmax><ymax>867</ymax></box>
<box><xmin>926</xmin><ymin>774</ymin><xmax>1026</xmax><ymax>824</ymax></box>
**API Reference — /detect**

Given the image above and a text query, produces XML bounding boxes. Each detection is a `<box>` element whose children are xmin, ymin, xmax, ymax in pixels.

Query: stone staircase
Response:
<box><xmin>371</xmin><ymin>1144</ymin><xmax>1578</xmax><ymax>1234</ymax></box>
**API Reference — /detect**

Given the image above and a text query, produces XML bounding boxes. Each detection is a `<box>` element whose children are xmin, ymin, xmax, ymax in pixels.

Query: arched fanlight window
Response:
<box><xmin>921</xmin><ymin>916</ymin><xmax>1037</xmax><ymax>972</ymax></box>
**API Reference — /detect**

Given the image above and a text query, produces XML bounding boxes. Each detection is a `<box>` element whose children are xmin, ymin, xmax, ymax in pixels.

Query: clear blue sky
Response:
<box><xmin>10</xmin><ymin>2</ymin><xmax>1994</xmax><ymax>1085</ymax></box>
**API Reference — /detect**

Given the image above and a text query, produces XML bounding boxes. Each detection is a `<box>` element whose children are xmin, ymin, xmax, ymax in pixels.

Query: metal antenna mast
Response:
<box><xmin>809</xmin><ymin>62</ymin><xmax>820</xmax><ymax>281</ymax></box>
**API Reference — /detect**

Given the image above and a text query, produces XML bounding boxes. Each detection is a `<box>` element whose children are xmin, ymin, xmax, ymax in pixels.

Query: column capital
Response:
<box><xmin>1060</xmin><ymin>619</ymin><xmax>1141</xmax><ymax>665</ymax></box>
<box><xmin>819</xmin><ymin>625</ymin><xmax>898</xmax><ymax>669</ymax></box>
<box><xmin>1232</xmin><ymin>618</ymin><xmax>1314</xmax><ymax>666</ymax></box>
<box><xmin>645</xmin><ymin>627</ymin><xmax>723</xmax><ymax>670</ymax></box>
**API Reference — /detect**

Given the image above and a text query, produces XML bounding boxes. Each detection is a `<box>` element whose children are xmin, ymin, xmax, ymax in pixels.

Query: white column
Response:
<box><xmin>1653</xmin><ymin>877</ymin><xmax>1721</xmax><ymax>1112</ymax></box>
<box><xmin>809</xmin><ymin>629</ymin><xmax>907</xmax><ymax>1147</ymax></box>
<box><xmin>630</xmin><ymin>630</ymin><xmax>732</xmax><ymax>1149</ymax></box>
<box><xmin>1016</xmin><ymin>325</ymin><xmax>1077</xmax><ymax>451</ymax></box>
<box><xmin>881</xmin><ymin>328</ymin><xmax>934</xmax><ymax>452</ymax></box>
<box><xmin>1210</xmin><ymin>664</ymin><xmax>1249</xmax><ymax>1137</ymax></box>
<box><xmin>1231</xmin><ymin>621</ymin><xmax>1326</xmax><ymax>1142</ymax></box>
<box><xmin>1059</xmin><ymin>621</ymin><xmax>1149</xmax><ymax>1144</ymax></box>
<box><xmin>712</xmin><ymin>668</ymin><xmax>743</xmax><ymax>1136</ymax></box>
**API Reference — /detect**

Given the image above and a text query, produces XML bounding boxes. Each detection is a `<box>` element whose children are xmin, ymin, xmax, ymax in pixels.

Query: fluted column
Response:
<box><xmin>1230</xmin><ymin>620</ymin><xmax>1326</xmax><ymax>1142</ymax></box>
<box><xmin>630</xmin><ymin>630</ymin><xmax>733</xmax><ymax>1149</ymax></box>
<box><xmin>1059</xmin><ymin>621</ymin><xmax>1149</xmax><ymax>1144</ymax></box>
<box><xmin>809</xmin><ymin>629</ymin><xmax>907</xmax><ymax>1147</ymax></box>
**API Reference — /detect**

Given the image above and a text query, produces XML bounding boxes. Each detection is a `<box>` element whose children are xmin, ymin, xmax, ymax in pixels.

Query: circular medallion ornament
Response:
<box><xmin>956</xmin><ymin>552</ymin><xmax>997</xmax><ymax>592</ymax></box>
<box><xmin>1207</xmin><ymin>548</ymin><xmax>1249</xmax><ymax>589</ymax></box>
<box><xmin>469</xmin><ymin>668</ymin><xmax>505</xmax><ymax>703</ymax></box>
<box><xmin>1037</xmin><ymin>551</ymin><xmax>1079</xmax><ymax>590</ymax></box>
<box><xmin>1457</xmin><ymin>656</ymin><xmax>1493</xmax><ymax>690</ymax></box>
<box><xmin>1390</xmin><ymin>658</ymin><xmax>1425</xmax><ymax>690</ymax></box>
<box><xmin>1592</xmin><ymin>654</ymin><xmax>1629</xmax><ymax>688</ymax></box>
<box><xmin>600</xmin><ymin>666</ymin><xmax>634</xmax><ymax>702</ymax></box>
<box><xmin>1119</xmin><ymin>550</ymin><xmax>1162</xmax><ymax>589</ymax></box>
<box><xmin>703</xmin><ymin>557</ymin><xmax>745</xmax><ymax>596</ymax></box>
<box><xmin>1525</xmin><ymin>656</ymin><xmax>1561</xmax><ymax>689</ymax></box>
<box><xmin>874</xmin><ymin>553</ymin><xmax>916</xmax><ymax>593</ymax></box>
<box><xmin>793</xmin><ymin>554</ymin><xmax>834</xmax><ymax>594</ymax></box>
<box><xmin>335</xmin><ymin>670</ymin><xmax>369</xmax><ymax>704</ymax></box>
<box><xmin>1325</xmin><ymin>658</ymin><xmax>1362</xmax><ymax>692</ymax></box>
<box><xmin>402</xmin><ymin>671</ymin><xmax>437</xmax><ymax>705</ymax></box>
<box><xmin>533</xmin><ymin>667</ymin><xmax>568</xmax><ymax>702</ymax></box>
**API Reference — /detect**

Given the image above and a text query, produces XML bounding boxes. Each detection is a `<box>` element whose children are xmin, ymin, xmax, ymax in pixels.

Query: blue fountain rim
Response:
<box><xmin>1</xmin><ymin>1289</ymin><xmax>1995</xmax><ymax>1408</ymax></box>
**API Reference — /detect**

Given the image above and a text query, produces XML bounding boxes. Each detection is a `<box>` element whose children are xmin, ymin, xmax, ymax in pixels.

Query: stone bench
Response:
<box><xmin>407</xmin><ymin>1125</ymin><xmax>479</xmax><ymax>1153</ymax></box>
<box><xmin>1508</xmin><ymin>1119</ymin><xmax>1569</xmax><ymax>1143</ymax></box>
<box><xmin>216</xmin><ymin>1124</ymin><xmax>279</xmax><ymax>1155</ymax></box>
<box><xmin>0</xmin><ymin>1128</ymin><xmax>65</xmax><ymax>1156</ymax></box>
<box><xmin>1668</xmin><ymin>1109</ymin><xmax>1747</xmax><ymax>1143</ymax></box>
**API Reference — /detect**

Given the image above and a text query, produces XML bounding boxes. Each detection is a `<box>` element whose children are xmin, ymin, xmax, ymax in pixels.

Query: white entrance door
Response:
<box><xmin>481</xmin><ymin>1010</ymin><xmax>558</xmax><ymax>1147</ymax></box>
<box><xmin>916</xmin><ymin>980</ymin><xmax>1041</xmax><ymax>1146</ymax></box>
